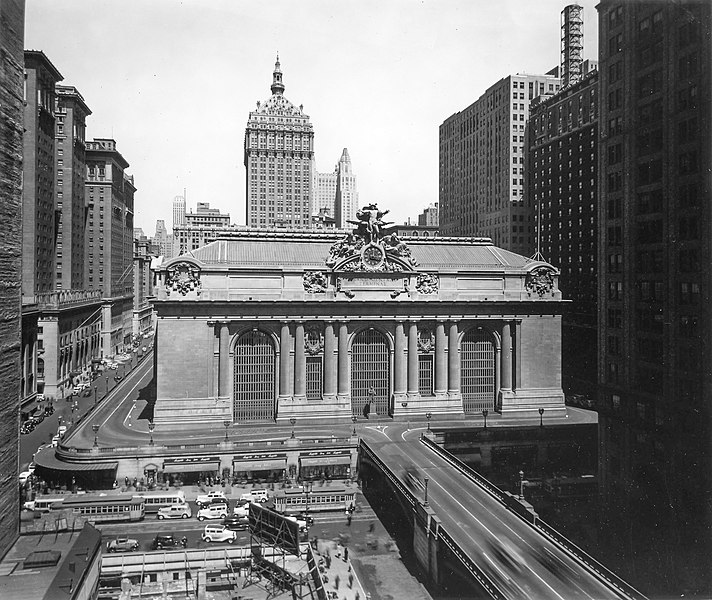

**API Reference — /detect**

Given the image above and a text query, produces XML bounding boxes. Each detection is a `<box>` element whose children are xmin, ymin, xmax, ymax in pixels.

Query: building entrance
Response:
<box><xmin>233</xmin><ymin>330</ymin><xmax>275</xmax><ymax>421</ymax></box>
<box><xmin>461</xmin><ymin>328</ymin><xmax>496</xmax><ymax>413</ymax></box>
<box><xmin>351</xmin><ymin>328</ymin><xmax>390</xmax><ymax>417</ymax></box>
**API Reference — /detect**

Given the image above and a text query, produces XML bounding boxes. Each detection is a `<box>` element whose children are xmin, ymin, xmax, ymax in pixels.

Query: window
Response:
<box><xmin>418</xmin><ymin>355</ymin><xmax>434</xmax><ymax>396</ymax></box>
<box><xmin>607</xmin><ymin>172</ymin><xmax>622</xmax><ymax>192</ymax></box>
<box><xmin>678</xmin><ymin>117</ymin><xmax>697</xmax><ymax>143</ymax></box>
<box><xmin>608</xmin><ymin>33</ymin><xmax>623</xmax><ymax>55</ymax></box>
<box><xmin>636</xmin><ymin>219</ymin><xmax>663</xmax><ymax>243</ymax></box>
<box><xmin>608</xmin><ymin>308</ymin><xmax>623</xmax><ymax>329</ymax></box>
<box><xmin>607</xmin><ymin>144</ymin><xmax>622</xmax><ymax>165</ymax></box>
<box><xmin>636</xmin><ymin>189</ymin><xmax>663</xmax><ymax>214</ymax></box>
<box><xmin>608</xmin><ymin>88</ymin><xmax>622</xmax><ymax>111</ymax></box>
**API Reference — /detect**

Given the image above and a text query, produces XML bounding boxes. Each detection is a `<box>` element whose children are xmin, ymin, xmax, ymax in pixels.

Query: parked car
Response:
<box><xmin>152</xmin><ymin>534</ymin><xmax>183</xmax><ymax>550</ymax></box>
<box><xmin>233</xmin><ymin>503</ymin><xmax>250</xmax><ymax>518</ymax></box>
<box><xmin>113</xmin><ymin>374</ymin><xmax>123</xmax><ymax>382</ymax></box>
<box><xmin>157</xmin><ymin>503</ymin><xmax>192</xmax><ymax>520</ymax></box>
<box><xmin>240</xmin><ymin>489</ymin><xmax>269</xmax><ymax>503</ymax></box>
<box><xmin>18</xmin><ymin>471</ymin><xmax>32</xmax><ymax>485</ymax></box>
<box><xmin>222</xmin><ymin>516</ymin><xmax>249</xmax><ymax>531</ymax></box>
<box><xmin>106</xmin><ymin>537</ymin><xmax>140</xmax><ymax>553</ymax></box>
<box><xmin>197</xmin><ymin>504</ymin><xmax>228</xmax><ymax>521</ymax></box>
<box><xmin>196</xmin><ymin>491</ymin><xmax>227</xmax><ymax>507</ymax></box>
<box><xmin>201</xmin><ymin>524</ymin><xmax>237</xmax><ymax>543</ymax></box>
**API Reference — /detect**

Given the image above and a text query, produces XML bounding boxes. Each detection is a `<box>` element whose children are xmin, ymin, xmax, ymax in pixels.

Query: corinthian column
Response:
<box><xmin>279</xmin><ymin>322</ymin><xmax>292</xmax><ymax>399</ymax></box>
<box><xmin>448</xmin><ymin>321</ymin><xmax>460</xmax><ymax>397</ymax></box>
<box><xmin>294</xmin><ymin>322</ymin><xmax>306</xmax><ymax>399</ymax></box>
<box><xmin>435</xmin><ymin>320</ymin><xmax>447</xmax><ymax>397</ymax></box>
<box><xmin>324</xmin><ymin>322</ymin><xmax>337</xmax><ymax>398</ymax></box>
<box><xmin>337</xmin><ymin>322</ymin><xmax>349</xmax><ymax>398</ymax></box>
<box><xmin>407</xmin><ymin>321</ymin><xmax>419</xmax><ymax>398</ymax></box>
<box><xmin>219</xmin><ymin>323</ymin><xmax>230</xmax><ymax>397</ymax></box>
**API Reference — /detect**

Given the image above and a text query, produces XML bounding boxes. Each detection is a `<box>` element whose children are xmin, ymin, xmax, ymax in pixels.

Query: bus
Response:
<box><xmin>137</xmin><ymin>490</ymin><xmax>187</xmax><ymax>513</ymax></box>
<box><xmin>60</xmin><ymin>493</ymin><xmax>145</xmax><ymax>523</ymax></box>
<box><xmin>273</xmin><ymin>486</ymin><xmax>356</xmax><ymax>515</ymax></box>
<box><xmin>23</xmin><ymin>495</ymin><xmax>66</xmax><ymax>512</ymax></box>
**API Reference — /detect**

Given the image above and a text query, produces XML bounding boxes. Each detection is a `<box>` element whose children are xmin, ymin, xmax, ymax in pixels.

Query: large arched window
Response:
<box><xmin>351</xmin><ymin>329</ymin><xmax>390</xmax><ymax>417</ymax></box>
<box><xmin>461</xmin><ymin>328</ymin><xmax>496</xmax><ymax>413</ymax></box>
<box><xmin>233</xmin><ymin>330</ymin><xmax>276</xmax><ymax>421</ymax></box>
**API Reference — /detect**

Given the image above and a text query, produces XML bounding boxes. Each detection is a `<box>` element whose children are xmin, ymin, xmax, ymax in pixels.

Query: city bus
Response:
<box><xmin>59</xmin><ymin>493</ymin><xmax>145</xmax><ymax>523</ymax></box>
<box><xmin>137</xmin><ymin>490</ymin><xmax>187</xmax><ymax>513</ymax></box>
<box><xmin>273</xmin><ymin>486</ymin><xmax>356</xmax><ymax>515</ymax></box>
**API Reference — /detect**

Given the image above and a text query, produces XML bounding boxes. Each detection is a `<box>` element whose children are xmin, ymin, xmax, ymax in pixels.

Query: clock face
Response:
<box><xmin>362</xmin><ymin>244</ymin><xmax>384</xmax><ymax>269</ymax></box>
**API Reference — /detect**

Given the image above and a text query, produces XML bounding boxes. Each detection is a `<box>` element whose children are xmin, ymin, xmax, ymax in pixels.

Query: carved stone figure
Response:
<box><xmin>304</xmin><ymin>328</ymin><xmax>324</xmax><ymax>355</ymax></box>
<box><xmin>415</xmin><ymin>273</ymin><xmax>439</xmax><ymax>294</ymax></box>
<box><xmin>525</xmin><ymin>266</ymin><xmax>555</xmax><ymax>298</ymax></box>
<box><xmin>165</xmin><ymin>262</ymin><xmax>201</xmax><ymax>296</ymax></box>
<box><xmin>418</xmin><ymin>328</ymin><xmax>435</xmax><ymax>352</ymax></box>
<box><xmin>384</xmin><ymin>233</ymin><xmax>418</xmax><ymax>267</ymax></box>
<box><xmin>303</xmin><ymin>271</ymin><xmax>328</xmax><ymax>293</ymax></box>
<box><xmin>347</xmin><ymin>203</ymin><xmax>392</xmax><ymax>244</ymax></box>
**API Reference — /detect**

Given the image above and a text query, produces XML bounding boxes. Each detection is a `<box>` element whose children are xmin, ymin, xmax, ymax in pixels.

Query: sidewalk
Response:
<box><xmin>312</xmin><ymin>538</ymin><xmax>367</xmax><ymax>600</ymax></box>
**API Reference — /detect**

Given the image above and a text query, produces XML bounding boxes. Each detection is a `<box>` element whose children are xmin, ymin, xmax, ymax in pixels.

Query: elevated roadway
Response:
<box><xmin>361</xmin><ymin>435</ymin><xmax>646</xmax><ymax>600</ymax></box>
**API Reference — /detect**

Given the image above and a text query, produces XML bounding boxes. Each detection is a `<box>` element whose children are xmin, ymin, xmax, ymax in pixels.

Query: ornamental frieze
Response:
<box><xmin>525</xmin><ymin>266</ymin><xmax>556</xmax><ymax>298</ymax></box>
<box><xmin>415</xmin><ymin>273</ymin><xmax>439</xmax><ymax>294</ymax></box>
<box><xmin>304</xmin><ymin>328</ymin><xmax>324</xmax><ymax>355</ymax></box>
<box><xmin>418</xmin><ymin>328</ymin><xmax>435</xmax><ymax>352</ymax></box>
<box><xmin>165</xmin><ymin>261</ymin><xmax>201</xmax><ymax>296</ymax></box>
<box><xmin>303</xmin><ymin>271</ymin><xmax>327</xmax><ymax>293</ymax></box>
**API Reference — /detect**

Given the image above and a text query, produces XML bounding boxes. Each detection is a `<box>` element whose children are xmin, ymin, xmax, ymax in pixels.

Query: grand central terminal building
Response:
<box><xmin>151</xmin><ymin>205</ymin><xmax>566</xmax><ymax>428</ymax></box>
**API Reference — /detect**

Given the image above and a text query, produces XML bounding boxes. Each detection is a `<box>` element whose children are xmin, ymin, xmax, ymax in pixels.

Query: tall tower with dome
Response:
<box><xmin>244</xmin><ymin>55</ymin><xmax>315</xmax><ymax>228</ymax></box>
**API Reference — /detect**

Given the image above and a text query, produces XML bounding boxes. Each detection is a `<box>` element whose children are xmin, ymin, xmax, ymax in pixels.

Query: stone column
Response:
<box><xmin>514</xmin><ymin>320</ymin><xmax>522</xmax><ymax>391</ymax></box>
<box><xmin>501</xmin><ymin>321</ymin><xmax>512</xmax><ymax>391</ymax></box>
<box><xmin>294</xmin><ymin>322</ymin><xmax>306</xmax><ymax>399</ymax></box>
<box><xmin>407</xmin><ymin>321</ymin><xmax>419</xmax><ymax>398</ymax></box>
<box><xmin>394</xmin><ymin>320</ymin><xmax>407</xmax><ymax>400</ymax></box>
<box><xmin>219</xmin><ymin>323</ymin><xmax>230</xmax><ymax>397</ymax></box>
<box><xmin>435</xmin><ymin>321</ymin><xmax>447</xmax><ymax>397</ymax></box>
<box><xmin>494</xmin><ymin>345</ymin><xmax>501</xmax><ymax>409</ymax></box>
<box><xmin>324</xmin><ymin>322</ymin><xmax>337</xmax><ymax>398</ymax></box>
<box><xmin>279</xmin><ymin>322</ymin><xmax>292</xmax><ymax>399</ymax></box>
<box><xmin>337</xmin><ymin>322</ymin><xmax>349</xmax><ymax>398</ymax></box>
<box><xmin>448</xmin><ymin>321</ymin><xmax>460</xmax><ymax>397</ymax></box>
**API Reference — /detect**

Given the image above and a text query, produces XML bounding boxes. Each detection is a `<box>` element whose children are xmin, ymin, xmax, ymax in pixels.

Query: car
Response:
<box><xmin>152</xmin><ymin>534</ymin><xmax>183</xmax><ymax>550</ymax></box>
<box><xmin>157</xmin><ymin>503</ymin><xmax>192</xmax><ymax>519</ymax></box>
<box><xmin>197</xmin><ymin>504</ymin><xmax>228</xmax><ymax>521</ymax></box>
<box><xmin>57</xmin><ymin>425</ymin><xmax>67</xmax><ymax>437</ymax></box>
<box><xmin>222</xmin><ymin>516</ymin><xmax>249</xmax><ymax>531</ymax></box>
<box><xmin>18</xmin><ymin>471</ymin><xmax>32</xmax><ymax>485</ymax></box>
<box><xmin>142</xmin><ymin>346</ymin><xmax>147</xmax><ymax>352</ymax></box>
<box><xmin>106</xmin><ymin>537</ymin><xmax>140</xmax><ymax>553</ymax></box>
<box><xmin>240</xmin><ymin>489</ymin><xmax>269</xmax><ymax>503</ymax></box>
<box><xmin>296</xmin><ymin>513</ymin><xmax>315</xmax><ymax>526</ymax></box>
<box><xmin>113</xmin><ymin>374</ymin><xmax>123</xmax><ymax>382</ymax></box>
<box><xmin>201</xmin><ymin>524</ymin><xmax>237</xmax><ymax>543</ymax></box>
<box><xmin>196</xmin><ymin>491</ymin><xmax>227</xmax><ymax>507</ymax></box>
<box><xmin>233</xmin><ymin>503</ymin><xmax>250</xmax><ymax>518</ymax></box>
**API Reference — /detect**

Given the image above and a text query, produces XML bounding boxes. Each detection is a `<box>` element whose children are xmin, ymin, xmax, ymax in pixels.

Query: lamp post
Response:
<box><xmin>93</xmin><ymin>385</ymin><xmax>98</xmax><ymax>405</ymax></box>
<box><xmin>482</xmin><ymin>409</ymin><xmax>489</xmax><ymax>429</ymax></box>
<box><xmin>92</xmin><ymin>423</ymin><xmax>100</xmax><ymax>447</ymax></box>
<box><xmin>426</xmin><ymin>412</ymin><xmax>432</xmax><ymax>431</ymax></box>
<box><xmin>351</xmin><ymin>415</ymin><xmax>357</xmax><ymax>436</ymax></box>
<box><xmin>424</xmin><ymin>476</ymin><xmax>430</xmax><ymax>506</ymax></box>
<box><xmin>290</xmin><ymin>417</ymin><xmax>296</xmax><ymax>439</ymax></box>
<box><xmin>148</xmin><ymin>421</ymin><xmax>155</xmax><ymax>446</ymax></box>
<box><xmin>305</xmin><ymin>480</ymin><xmax>313</xmax><ymax>525</ymax></box>
<box><xmin>519</xmin><ymin>470</ymin><xmax>525</xmax><ymax>501</ymax></box>
<box><xmin>223</xmin><ymin>419</ymin><xmax>230</xmax><ymax>442</ymax></box>
<box><xmin>539</xmin><ymin>407</ymin><xmax>545</xmax><ymax>427</ymax></box>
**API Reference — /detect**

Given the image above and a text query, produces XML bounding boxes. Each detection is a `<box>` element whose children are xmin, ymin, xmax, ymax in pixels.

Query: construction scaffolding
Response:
<box><xmin>561</xmin><ymin>4</ymin><xmax>584</xmax><ymax>89</ymax></box>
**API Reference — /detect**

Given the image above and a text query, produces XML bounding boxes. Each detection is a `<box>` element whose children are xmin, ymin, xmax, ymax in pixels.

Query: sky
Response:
<box><xmin>26</xmin><ymin>0</ymin><xmax>599</xmax><ymax>235</ymax></box>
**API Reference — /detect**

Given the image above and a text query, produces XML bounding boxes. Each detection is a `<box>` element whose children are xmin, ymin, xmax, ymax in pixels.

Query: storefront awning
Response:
<box><xmin>163</xmin><ymin>461</ymin><xmax>220</xmax><ymax>473</ymax></box>
<box><xmin>299</xmin><ymin>454</ymin><xmax>351</xmax><ymax>467</ymax></box>
<box><xmin>232</xmin><ymin>458</ymin><xmax>287</xmax><ymax>471</ymax></box>
<box><xmin>34</xmin><ymin>447</ymin><xmax>117</xmax><ymax>472</ymax></box>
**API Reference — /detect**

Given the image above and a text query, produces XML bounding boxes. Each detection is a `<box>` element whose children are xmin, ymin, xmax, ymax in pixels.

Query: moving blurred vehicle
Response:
<box><xmin>106</xmin><ymin>537</ymin><xmax>139</xmax><ymax>553</ymax></box>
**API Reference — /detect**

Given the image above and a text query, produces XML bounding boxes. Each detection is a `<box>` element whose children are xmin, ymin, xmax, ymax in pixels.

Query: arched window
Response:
<box><xmin>461</xmin><ymin>328</ymin><xmax>496</xmax><ymax>413</ymax></box>
<box><xmin>233</xmin><ymin>330</ymin><xmax>276</xmax><ymax>421</ymax></box>
<box><xmin>351</xmin><ymin>329</ymin><xmax>390</xmax><ymax>417</ymax></box>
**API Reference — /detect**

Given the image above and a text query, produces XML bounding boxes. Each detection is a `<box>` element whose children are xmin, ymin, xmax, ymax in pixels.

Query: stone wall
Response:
<box><xmin>0</xmin><ymin>0</ymin><xmax>25</xmax><ymax>560</ymax></box>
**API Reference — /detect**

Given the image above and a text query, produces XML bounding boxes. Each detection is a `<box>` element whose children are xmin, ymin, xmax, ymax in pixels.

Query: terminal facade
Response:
<box><xmin>151</xmin><ymin>204</ymin><xmax>566</xmax><ymax>427</ymax></box>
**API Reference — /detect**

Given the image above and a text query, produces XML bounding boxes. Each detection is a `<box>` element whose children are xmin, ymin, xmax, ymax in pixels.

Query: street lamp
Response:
<box><xmin>519</xmin><ymin>470</ymin><xmax>525</xmax><ymax>501</ymax></box>
<box><xmin>351</xmin><ymin>415</ymin><xmax>357</xmax><ymax>436</ymax></box>
<box><xmin>482</xmin><ymin>409</ymin><xmax>489</xmax><ymax>430</ymax></box>
<box><xmin>539</xmin><ymin>407</ymin><xmax>545</xmax><ymax>427</ymax></box>
<box><xmin>92</xmin><ymin>423</ymin><xmax>100</xmax><ymax>447</ymax></box>
<box><xmin>290</xmin><ymin>417</ymin><xmax>296</xmax><ymax>439</ymax></box>
<box><xmin>94</xmin><ymin>385</ymin><xmax>98</xmax><ymax>405</ymax></box>
<box><xmin>305</xmin><ymin>480</ymin><xmax>313</xmax><ymax>524</ymax></box>
<box><xmin>148</xmin><ymin>421</ymin><xmax>155</xmax><ymax>446</ymax></box>
<box><xmin>424</xmin><ymin>476</ymin><xmax>430</xmax><ymax>506</ymax></box>
<box><xmin>426</xmin><ymin>412</ymin><xmax>432</xmax><ymax>431</ymax></box>
<box><xmin>223</xmin><ymin>419</ymin><xmax>230</xmax><ymax>442</ymax></box>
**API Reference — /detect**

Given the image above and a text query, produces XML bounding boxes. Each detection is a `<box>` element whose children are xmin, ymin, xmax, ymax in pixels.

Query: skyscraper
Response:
<box><xmin>0</xmin><ymin>0</ymin><xmax>25</xmax><ymax>559</ymax></box>
<box><xmin>596</xmin><ymin>1</ymin><xmax>711</xmax><ymax>594</ymax></box>
<box><xmin>54</xmin><ymin>85</ymin><xmax>91</xmax><ymax>290</ymax></box>
<box><xmin>244</xmin><ymin>56</ymin><xmax>314</xmax><ymax>228</ymax></box>
<box><xmin>172</xmin><ymin>194</ymin><xmax>186</xmax><ymax>230</ymax></box>
<box><xmin>439</xmin><ymin>71</ymin><xmax>560</xmax><ymax>253</ymax></box>
<box><xmin>334</xmin><ymin>148</ymin><xmax>358</xmax><ymax>229</ymax></box>
<box><xmin>22</xmin><ymin>50</ymin><xmax>63</xmax><ymax>295</ymax></box>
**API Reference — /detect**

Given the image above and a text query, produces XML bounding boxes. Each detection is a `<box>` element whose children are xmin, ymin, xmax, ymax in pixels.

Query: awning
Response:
<box><xmin>299</xmin><ymin>454</ymin><xmax>351</xmax><ymax>467</ymax></box>
<box><xmin>232</xmin><ymin>458</ymin><xmax>287</xmax><ymax>471</ymax></box>
<box><xmin>34</xmin><ymin>447</ymin><xmax>117</xmax><ymax>472</ymax></box>
<box><xmin>163</xmin><ymin>461</ymin><xmax>220</xmax><ymax>473</ymax></box>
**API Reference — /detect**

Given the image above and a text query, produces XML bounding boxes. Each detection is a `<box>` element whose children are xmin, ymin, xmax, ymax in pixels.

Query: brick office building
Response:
<box><xmin>151</xmin><ymin>204</ymin><xmax>566</xmax><ymax>428</ymax></box>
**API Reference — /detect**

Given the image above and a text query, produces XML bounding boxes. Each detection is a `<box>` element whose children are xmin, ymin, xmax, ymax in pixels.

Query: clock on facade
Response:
<box><xmin>362</xmin><ymin>244</ymin><xmax>385</xmax><ymax>269</ymax></box>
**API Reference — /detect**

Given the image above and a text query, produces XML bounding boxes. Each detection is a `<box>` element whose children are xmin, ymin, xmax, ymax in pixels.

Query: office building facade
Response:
<box><xmin>596</xmin><ymin>1</ymin><xmax>711</xmax><ymax>594</ymax></box>
<box><xmin>528</xmin><ymin>69</ymin><xmax>598</xmax><ymax>394</ymax></box>
<box><xmin>439</xmin><ymin>72</ymin><xmax>560</xmax><ymax>254</ymax></box>
<box><xmin>54</xmin><ymin>85</ymin><xmax>90</xmax><ymax>290</ymax></box>
<box><xmin>244</xmin><ymin>56</ymin><xmax>314</xmax><ymax>228</ymax></box>
<box><xmin>85</xmin><ymin>138</ymin><xmax>136</xmax><ymax>355</ymax></box>
<box><xmin>418</xmin><ymin>203</ymin><xmax>439</xmax><ymax>227</ymax></box>
<box><xmin>172</xmin><ymin>194</ymin><xmax>186</xmax><ymax>230</ymax></box>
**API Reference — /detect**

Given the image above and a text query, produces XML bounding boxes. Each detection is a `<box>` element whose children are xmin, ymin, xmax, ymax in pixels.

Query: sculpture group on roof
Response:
<box><xmin>347</xmin><ymin>203</ymin><xmax>392</xmax><ymax>245</ymax></box>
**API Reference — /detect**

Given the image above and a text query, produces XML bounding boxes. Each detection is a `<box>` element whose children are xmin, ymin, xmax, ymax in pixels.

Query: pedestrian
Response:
<box><xmin>334</xmin><ymin>574</ymin><xmax>340</xmax><ymax>590</ymax></box>
<box><xmin>344</xmin><ymin>547</ymin><xmax>349</xmax><ymax>562</ymax></box>
<box><xmin>368</xmin><ymin>522</ymin><xmax>375</xmax><ymax>533</ymax></box>
<box><xmin>349</xmin><ymin>573</ymin><xmax>354</xmax><ymax>589</ymax></box>
<box><xmin>347</xmin><ymin>514</ymin><xmax>352</xmax><ymax>526</ymax></box>
<box><xmin>181</xmin><ymin>536</ymin><xmax>187</xmax><ymax>548</ymax></box>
